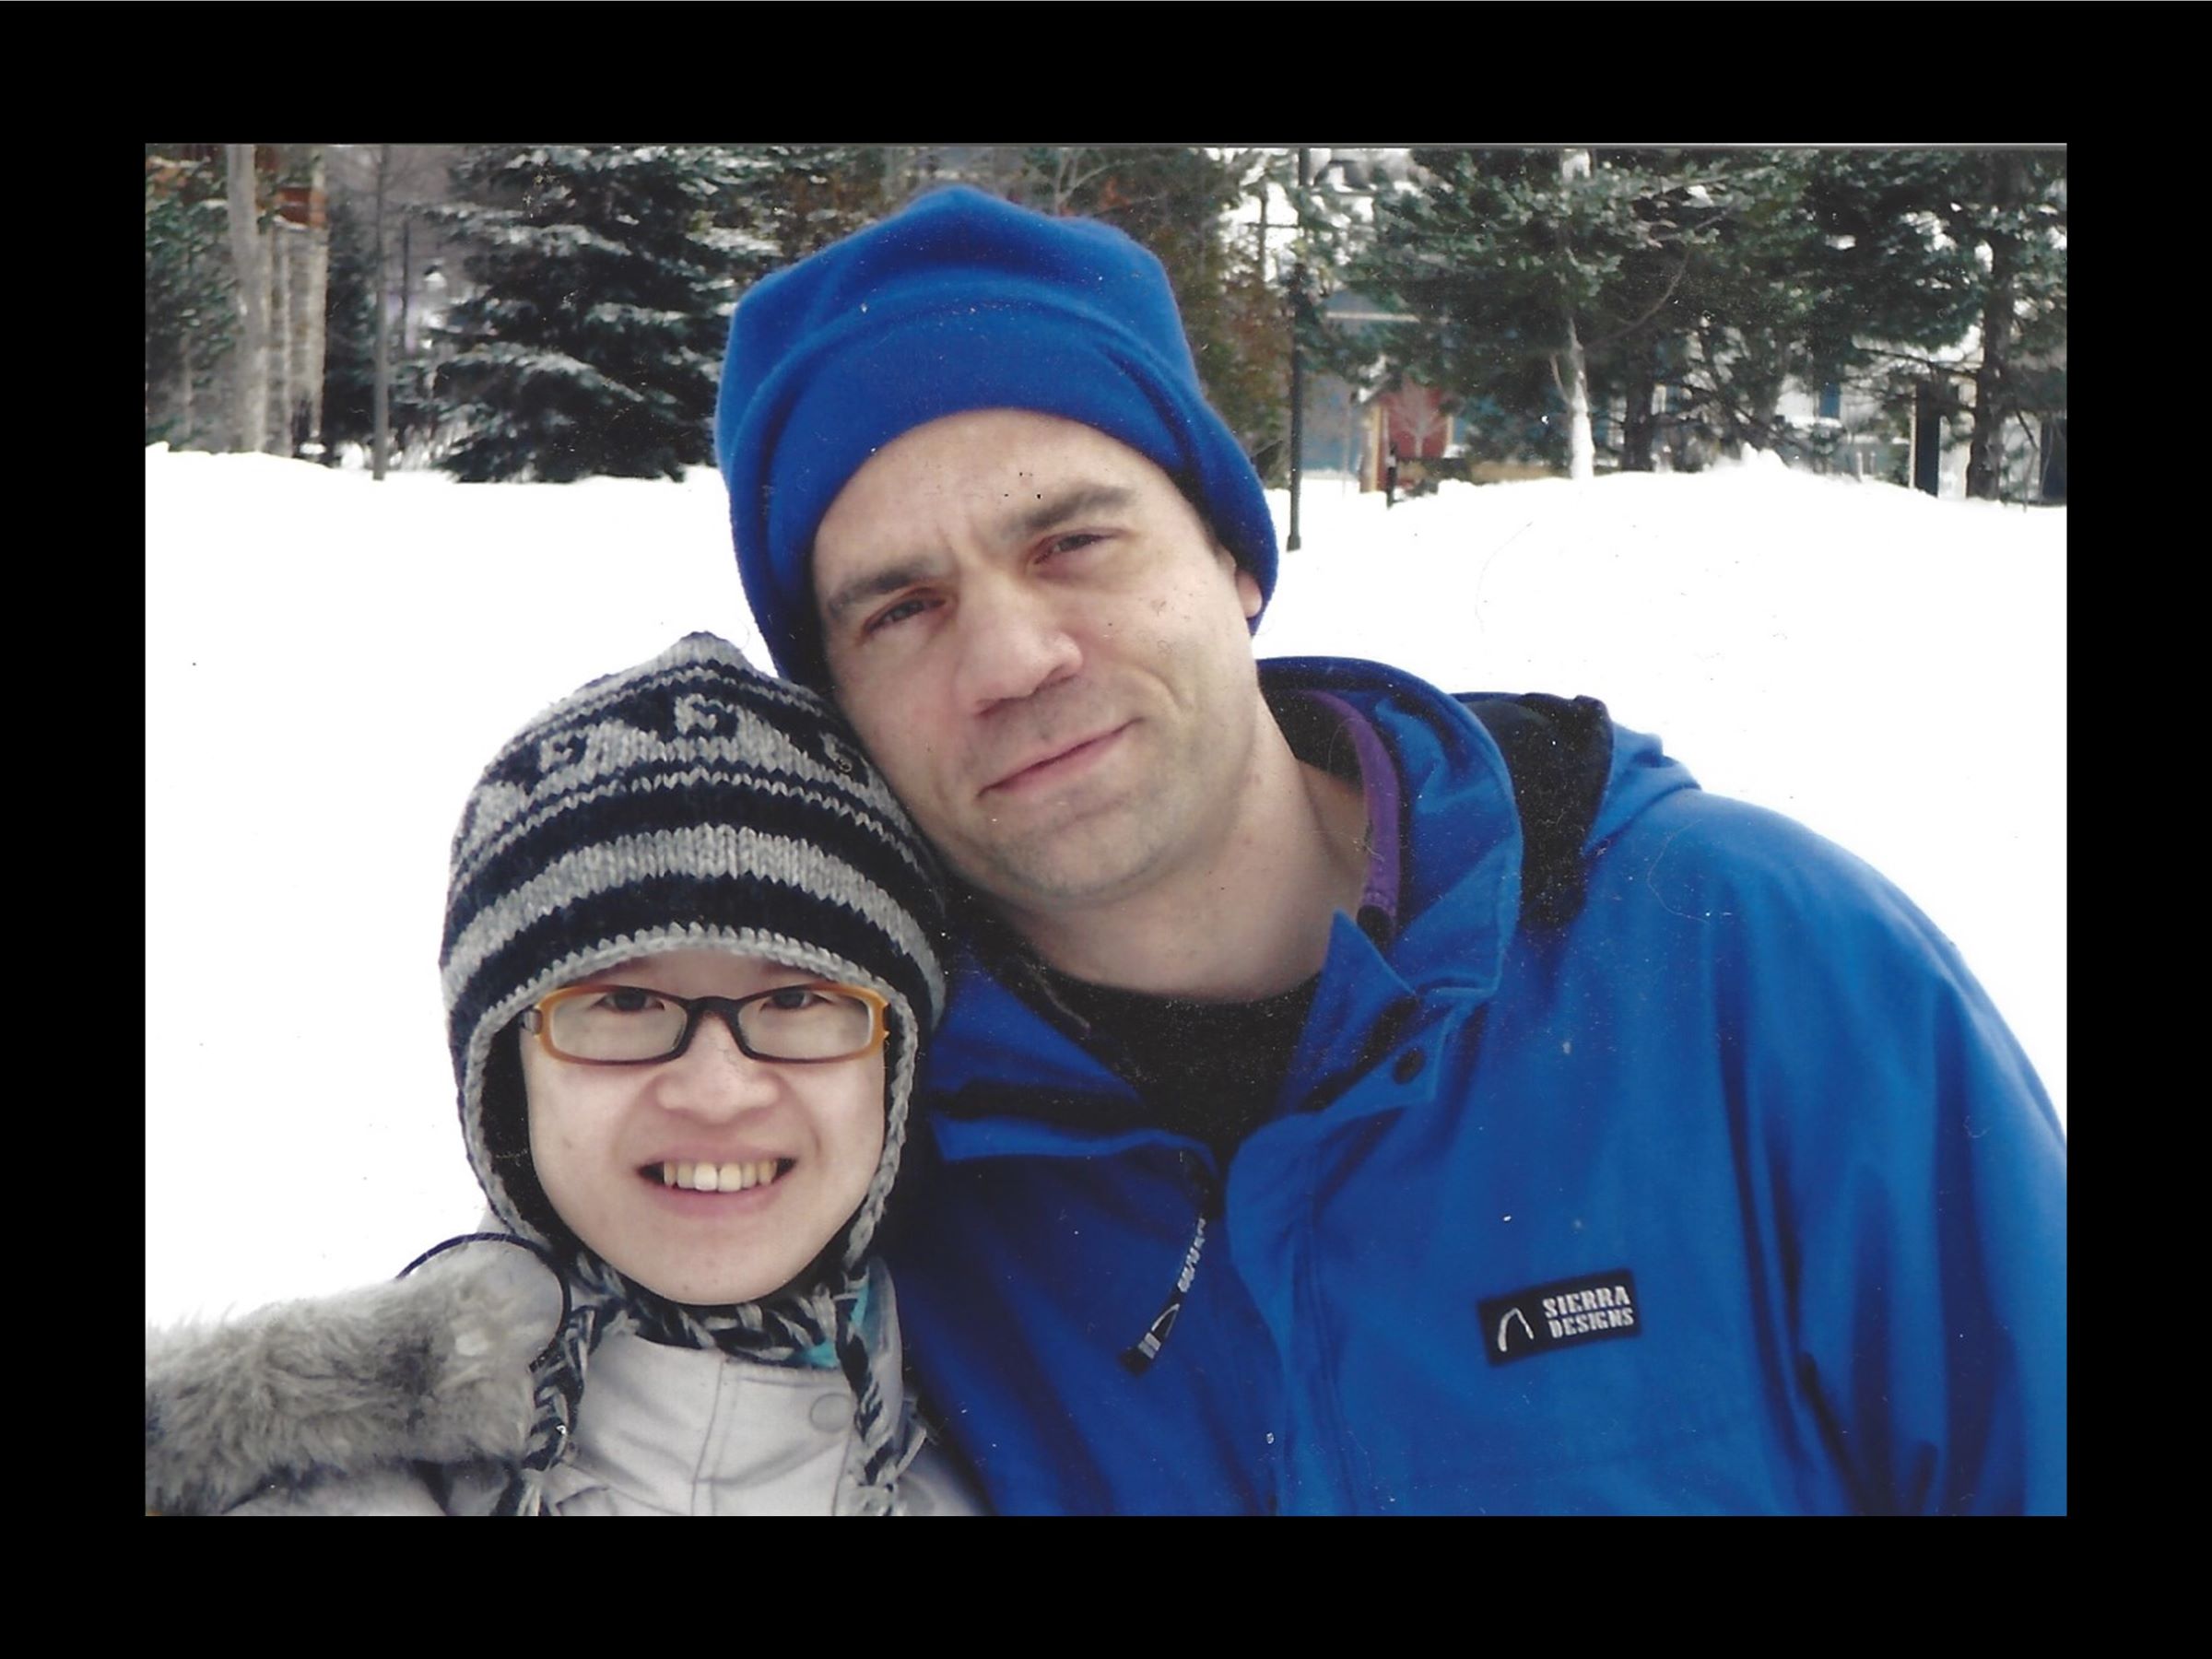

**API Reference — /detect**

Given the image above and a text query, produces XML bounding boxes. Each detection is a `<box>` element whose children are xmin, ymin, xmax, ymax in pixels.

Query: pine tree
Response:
<box><xmin>1904</xmin><ymin>151</ymin><xmax>2065</xmax><ymax>500</ymax></box>
<box><xmin>737</xmin><ymin>144</ymin><xmax>900</xmax><ymax>264</ymax></box>
<box><xmin>1330</xmin><ymin>148</ymin><xmax>1713</xmax><ymax>477</ymax></box>
<box><xmin>1323</xmin><ymin>147</ymin><xmax>2056</xmax><ymax>483</ymax></box>
<box><xmin>1691</xmin><ymin>149</ymin><xmax>2062</xmax><ymax>497</ymax></box>
<box><xmin>1600</xmin><ymin>150</ymin><xmax>1787</xmax><ymax>464</ymax></box>
<box><xmin>997</xmin><ymin>147</ymin><xmax>1289</xmax><ymax>479</ymax></box>
<box><xmin>431</xmin><ymin>146</ymin><xmax>886</xmax><ymax>483</ymax></box>
<box><xmin>1586</xmin><ymin>149</ymin><xmax>1847</xmax><ymax>465</ymax></box>
<box><xmin>146</xmin><ymin>147</ymin><xmax>234</xmax><ymax>448</ymax></box>
<box><xmin>322</xmin><ymin>193</ymin><xmax>441</xmax><ymax>463</ymax></box>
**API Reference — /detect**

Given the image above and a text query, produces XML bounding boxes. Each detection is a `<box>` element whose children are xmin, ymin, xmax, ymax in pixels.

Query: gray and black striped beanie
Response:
<box><xmin>441</xmin><ymin>629</ymin><xmax>947</xmax><ymax>1264</ymax></box>
<box><xmin>437</xmin><ymin>632</ymin><xmax>947</xmax><ymax>1513</ymax></box>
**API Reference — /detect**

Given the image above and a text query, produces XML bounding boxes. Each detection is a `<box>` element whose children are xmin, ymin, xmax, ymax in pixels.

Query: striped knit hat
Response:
<box><xmin>439</xmin><ymin>632</ymin><xmax>947</xmax><ymax>1513</ymax></box>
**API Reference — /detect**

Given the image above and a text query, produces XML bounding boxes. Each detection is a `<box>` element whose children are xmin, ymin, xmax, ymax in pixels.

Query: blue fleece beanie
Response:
<box><xmin>714</xmin><ymin>185</ymin><xmax>1279</xmax><ymax>688</ymax></box>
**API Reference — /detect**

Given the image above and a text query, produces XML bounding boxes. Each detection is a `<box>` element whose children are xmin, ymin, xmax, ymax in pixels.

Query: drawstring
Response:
<box><xmin>395</xmin><ymin>1231</ymin><xmax>574</xmax><ymax>1371</ymax></box>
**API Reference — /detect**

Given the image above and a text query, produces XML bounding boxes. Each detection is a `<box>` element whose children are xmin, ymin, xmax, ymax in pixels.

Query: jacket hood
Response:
<box><xmin>1258</xmin><ymin>657</ymin><xmax>1697</xmax><ymax>971</ymax></box>
<box><xmin>146</xmin><ymin>1239</ymin><xmax>560</xmax><ymax>1516</ymax></box>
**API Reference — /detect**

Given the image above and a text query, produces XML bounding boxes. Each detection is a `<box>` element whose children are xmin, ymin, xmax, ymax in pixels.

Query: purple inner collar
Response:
<box><xmin>1296</xmin><ymin>690</ymin><xmax>1403</xmax><ymax>939</ymax></box>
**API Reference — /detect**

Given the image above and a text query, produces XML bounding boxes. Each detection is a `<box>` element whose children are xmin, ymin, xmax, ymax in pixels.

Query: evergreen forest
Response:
<box><xmin>144</xmin><ymin>145</ymin><xmax>2066</xmax><ymax>502</ymax></box>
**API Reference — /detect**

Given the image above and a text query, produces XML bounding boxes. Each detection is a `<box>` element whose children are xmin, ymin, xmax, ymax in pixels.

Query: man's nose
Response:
<box><xmin>954</xmin><ymin>572</ymin><xmax>1081</xmax><ymax>711</ymax></box>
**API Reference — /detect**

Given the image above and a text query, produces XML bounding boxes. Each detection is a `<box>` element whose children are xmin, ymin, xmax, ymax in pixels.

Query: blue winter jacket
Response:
<box><xmin>886</xmin><ymin>656</ymin><xmax>2067</xmax><ymax>1514</ymax></box>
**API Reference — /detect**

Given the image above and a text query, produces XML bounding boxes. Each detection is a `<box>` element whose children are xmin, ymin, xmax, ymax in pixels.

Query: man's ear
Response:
<box><xmin>1210</xmin><ymin>535</ymin><xmax>1263</xmax><ymax>621</ymax></box>
<box><xmin>1234</xmin><ymin>564</ymin><xmax>1263</xmax><ymax>621</ymax></box>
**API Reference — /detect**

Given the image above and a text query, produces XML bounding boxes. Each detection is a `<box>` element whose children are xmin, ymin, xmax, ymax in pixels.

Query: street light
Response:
<box><xmin>1288</xmin><ymin>147</ymin><xmax>1309</xmax><ymax>553</ymax></box>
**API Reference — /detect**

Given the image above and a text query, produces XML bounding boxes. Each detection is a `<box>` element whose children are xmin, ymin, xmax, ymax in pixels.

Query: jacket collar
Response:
<box><xmin>543</xmin><ymin>1257</ymin><xmax>907</xmax><ymax>1515</ymax></box>
<box><xmin>921</xmin><ymin>656</ymin><xmax>1526</xmax><ymax>1152</ymax></box>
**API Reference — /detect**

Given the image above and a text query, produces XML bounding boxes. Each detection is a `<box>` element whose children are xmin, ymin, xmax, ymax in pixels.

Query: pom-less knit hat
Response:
<box><xmin>714</xmin><ymin>183</ymin><xmax>1280</xmax><ymax>688</ymax></box>
<box><xmin>439</xmin><ymin>631</ymin><xmax>947</xmax><ymax>1513</ymax></box>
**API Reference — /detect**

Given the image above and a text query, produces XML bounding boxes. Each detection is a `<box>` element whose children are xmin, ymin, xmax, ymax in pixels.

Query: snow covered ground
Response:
<box><xmin>145</xmin><ymin>445</ymin><xmax>2065</xmax><ymax>1326</ymax></box>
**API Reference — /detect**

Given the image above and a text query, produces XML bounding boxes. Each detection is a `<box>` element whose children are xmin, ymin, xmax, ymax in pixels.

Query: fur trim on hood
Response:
<box><xmin>146</xmin><ymin>1241</ymin><xmax>560</xmax><ymax>1515</ymax></box>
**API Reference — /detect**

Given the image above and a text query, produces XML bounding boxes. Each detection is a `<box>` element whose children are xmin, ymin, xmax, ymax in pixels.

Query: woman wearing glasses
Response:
<box><xmin>147</xmin><ymin>633</ymin><xmax>979</xmax><ymax>1515</ymax></box>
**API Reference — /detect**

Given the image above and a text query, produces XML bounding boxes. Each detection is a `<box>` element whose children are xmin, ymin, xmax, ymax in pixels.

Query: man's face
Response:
<box><xmin>813</xmin><ymin>409</ymin><xmax>1267</xmax><ymax>923</ymax></box>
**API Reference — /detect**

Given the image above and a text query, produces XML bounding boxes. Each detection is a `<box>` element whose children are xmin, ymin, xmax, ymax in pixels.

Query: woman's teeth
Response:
<box><xmin>660</xmin><ymin>1159</ymin><xmax>783</xmax><ymax>1193</ymax></box>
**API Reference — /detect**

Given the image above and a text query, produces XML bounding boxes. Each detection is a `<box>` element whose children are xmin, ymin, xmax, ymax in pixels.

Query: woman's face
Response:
<box><xmin>520</xmin><ymin>949</ymin><xmax>887</xmax><ymax>1306</ymax></box>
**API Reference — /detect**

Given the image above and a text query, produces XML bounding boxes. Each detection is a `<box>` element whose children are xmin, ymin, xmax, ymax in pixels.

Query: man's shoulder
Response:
<box><xmin>1597</xmin><ymin>779</ymin><xmax>1929</xmax><ymax>934</ymax></box>
<box><xmin>1578</xmin><ymin>781</ymin><xmax>2057</xmax><ymax>1140</ymax></box>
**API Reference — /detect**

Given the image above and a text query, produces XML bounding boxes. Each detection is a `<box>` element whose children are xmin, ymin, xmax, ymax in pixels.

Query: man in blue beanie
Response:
<box><xmin>715</xmin><ymin>185</ymin><xmax>2066</xmax><ymax>1514</ymax></box>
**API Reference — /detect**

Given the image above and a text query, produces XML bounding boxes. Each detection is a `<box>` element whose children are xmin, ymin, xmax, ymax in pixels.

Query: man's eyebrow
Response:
<box><xmin>819</xmin><ymin>485</ymin><xmax>1139</xmax><ymax>628</ymax></box>
<box><xmin>1006</xmin><ymin>483</ymin><xmax>1136</xmax><ymax>539</ymax></box>
<box><xmin>820</xmin><ymin>560</ymin><xmax>941</xmax><ymax>629</ymax></box>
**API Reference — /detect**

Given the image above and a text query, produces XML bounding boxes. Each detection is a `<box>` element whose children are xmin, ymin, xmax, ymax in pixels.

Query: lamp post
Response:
<box><xmin>1288</xmin><ymin>147</ymin><xmax>1309</xmax><ymax>553</ymax></box>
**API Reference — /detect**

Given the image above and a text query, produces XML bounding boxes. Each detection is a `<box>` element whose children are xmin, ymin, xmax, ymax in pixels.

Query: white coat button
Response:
<box><xmin>809</xmin><ymin>1392</ymin><xmax>850</xmax><ymax>1433</ymax></box>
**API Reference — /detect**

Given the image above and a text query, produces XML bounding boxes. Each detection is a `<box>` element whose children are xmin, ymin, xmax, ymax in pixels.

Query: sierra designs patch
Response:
<box><xmin>1479</xmin><ymin>1269</ymin><xmax>1641</xmax><ymax>1366</ymax></box>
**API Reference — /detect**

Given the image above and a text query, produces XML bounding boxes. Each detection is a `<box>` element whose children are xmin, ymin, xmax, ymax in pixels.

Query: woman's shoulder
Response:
<box><xmin>146</xmin><ymin>1241</ymin><xmax>560</xmax><ymax>1516</ymax></box>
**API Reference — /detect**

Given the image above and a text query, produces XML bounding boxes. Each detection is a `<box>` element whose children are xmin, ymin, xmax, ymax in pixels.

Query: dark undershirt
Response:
<box><xmin>1021</xmin><ymin>689</ymin><xmax>1403</xmax><ymax>1162</ymax></box>
<box><xmin>1030</xmin><ymin>964</ymin><xmax>1322</xmax><ymax>1161</ymax></box>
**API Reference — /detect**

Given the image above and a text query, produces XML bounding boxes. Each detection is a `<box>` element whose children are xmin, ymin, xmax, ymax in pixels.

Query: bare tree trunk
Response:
<box><xmin>373</xmin><ymin>145</ymin><xmax>391</xmax><ymax>481</ymax></box>
<box><xmin>1965</xmin><ymin>306</ymin><xmax>2010</xmax><ymax>500</ymax></box>
<box><xmin>1751</xmin><ymin>394</ymin><xmax>1781</xmax><ymax>447</ymax></box>
<box><xmin>179</xmin><ymin>236</ymin><xmax>196</xmax><ymax>447</ymax></box>
<box><xmin>270</xmin><ymin>211</ymin><xmax>291</xmax><ymax>451</ymax></box>
<box><xmin>399</xmin><ymin>215</ymin><xmax>412</xmax><ymax>358</ymax></box>
<box><xmin>1966</xmin><ymin>164</ymin><xmax>2019</xmax><ymax>501</ymax></box>
<box><xmin>1288</xmin><ymin>147</ymin><xmax>1308</xmax><ymax>549</ymax></box>
<box><xmin>226</xmin><ymin>144</ymin><xmax>270</xmax><ymax>453</ymax></box>
<box><xmin>1559</xmin><ymin>150</ymin><xmax>1595</xmax><ymax>481</ymax></box>
<box><xmin>1561</xmin><ymin>310</ymin><xmax>1595</xmax><ymax>481</ymax></box>
<box><xmin>1622</xmin><ymin>339</ymin><xmax>1654</xmax><ymax>472</ymax></box>
<box><xmin>276</xmin><ymin>146</ymin><xmax>330</xmax><ymax>457</ymax></box>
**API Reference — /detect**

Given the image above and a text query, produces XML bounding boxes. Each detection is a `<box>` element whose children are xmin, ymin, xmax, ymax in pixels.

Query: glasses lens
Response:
<box><xmin>544</xmin><ymin>986</ymin><xmax>689</xmax><ymax>1062</ymax></box>
<box><xmin>738</xmin><ymin>985</ymin><xmax>879</xmax><ymax>1061</ymax></box>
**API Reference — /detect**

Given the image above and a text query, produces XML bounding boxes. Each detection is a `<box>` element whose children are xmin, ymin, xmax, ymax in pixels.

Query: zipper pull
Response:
<box><xmin>1120</xmin><ymin>1211</ymin><xmax>1209</xmax><ymax>1374</ymax></box>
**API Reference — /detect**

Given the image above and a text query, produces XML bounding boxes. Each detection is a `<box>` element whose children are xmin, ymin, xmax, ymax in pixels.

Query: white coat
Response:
<box><xmin>146</xmin><ymin>1242</ymin><xmax>982</xmax><ymax>1516</ymax></box>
